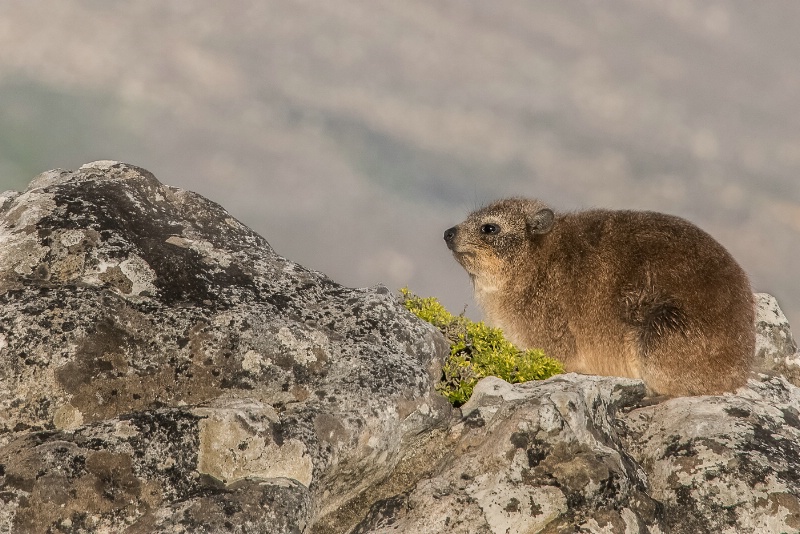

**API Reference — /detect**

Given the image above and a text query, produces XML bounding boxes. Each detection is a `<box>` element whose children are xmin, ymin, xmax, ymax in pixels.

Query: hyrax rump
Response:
<box><xmin>444</xmin><ymin>198</ymin><xmax>755</xmax><ymax>396</ymax></box>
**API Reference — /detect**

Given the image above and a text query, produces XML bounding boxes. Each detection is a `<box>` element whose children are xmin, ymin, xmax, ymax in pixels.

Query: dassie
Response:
<box><xmin>444</xmin><ymin>198</ymin><xmax>755</xmax><ymax>396</ymax></box>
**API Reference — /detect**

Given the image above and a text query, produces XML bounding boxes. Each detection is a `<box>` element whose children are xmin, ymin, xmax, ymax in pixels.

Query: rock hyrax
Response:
<box><xmin>444</xmin><ymin>198</ymin><xmax>755</xmax><ymax>396</ymax></box>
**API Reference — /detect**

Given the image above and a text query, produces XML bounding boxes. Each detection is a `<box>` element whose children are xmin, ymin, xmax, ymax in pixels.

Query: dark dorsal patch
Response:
<box><xmin>621</xmin><ymin>277</ymin><xmax>688</xmax><ymax>355</ymax></box>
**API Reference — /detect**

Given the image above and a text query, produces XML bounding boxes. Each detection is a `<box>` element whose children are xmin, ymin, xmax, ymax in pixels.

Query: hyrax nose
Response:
<box><xmin>444</xmin><ymin>226</ymin><xmax>458</xmax><ymax>245</ymax></box>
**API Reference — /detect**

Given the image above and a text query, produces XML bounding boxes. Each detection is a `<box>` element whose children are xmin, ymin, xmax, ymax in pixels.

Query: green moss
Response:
<box><xmin>400</xmin><ymin>288</ymin><xmax>564</xmax><ymax>406</ymax></box>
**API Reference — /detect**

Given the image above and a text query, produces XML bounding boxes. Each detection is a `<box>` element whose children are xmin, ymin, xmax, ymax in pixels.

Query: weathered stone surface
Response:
<box><xmin>0</xmin><ymin>161</ymin><xmax>451</xmax><ymax>533</ymax></box>
<box><xmin>755</xmin><ymin>292</ymin><xmax>800</xmax><ymax>385</ymax></box>
<box><xmin>354</xmin><ymin>372</ymin><xmax>800</xmax><ymax>534</ymax></box>
<box><xmin>3</xmin><ymin>162</ymin><xmax>800</xmax><ymax>533</ymax></box>
<box><xmin>620</xmin><ymin>374</ymin><xmax>800</xmax><ymax>534</ymax></box>
<box><xmin>353</xmin><ymin>375</ymin><xmax>662</xmax><ymax>533</ymax></box>
<box><xmin>0</xmin><ymin>408</ymin><xmax>313</xmax><ymax>533</ymax></box>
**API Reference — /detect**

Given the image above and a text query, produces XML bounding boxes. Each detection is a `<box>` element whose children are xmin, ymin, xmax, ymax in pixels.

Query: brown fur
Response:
<box><xmin>443</xmin><ymin>198</ymin><xmax>756</xmax><ymax>396</ymax></box>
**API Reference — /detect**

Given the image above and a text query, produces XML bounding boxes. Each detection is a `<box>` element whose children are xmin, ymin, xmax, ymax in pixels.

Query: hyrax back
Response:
<box><xmin>443</xmin><ymin>198</ymin><xmax>755</xmax><ymax>396</ymax></box>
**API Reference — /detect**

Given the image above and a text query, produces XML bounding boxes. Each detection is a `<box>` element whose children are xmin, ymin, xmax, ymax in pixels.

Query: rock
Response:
<box><xmin>2</xmin><ymin>161</ymin><xmax>800</xmax><ymax>534</ymax></box>
<box><xmin>0</xmin><ymin>162</ymin><xmax>452</xmax><ymax>533</ymax></box>
<box><xmin>620</xmin><ymin>374</ymin><xmax>800</xmax><ymax>534</ymax></box>
<box><xmin>353</xmin><ymin>374</ymin><xmax>661</xmax><ymax>533</ymax></box>
<box><xmin>755</xmin><ymin>292</ymin><xmax>800</xmax><ymax>385</ymax></box>
<box><xmin>355</xmin><ymin>372</ymin><xmax>800</xmax><ymax>534</ymax></box>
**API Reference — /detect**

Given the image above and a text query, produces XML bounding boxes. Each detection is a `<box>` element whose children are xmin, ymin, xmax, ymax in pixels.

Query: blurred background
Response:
<box><xmin>1</xmin><ymin>1</ymin><xmax>798</xmax><ymax>328</ymax></box>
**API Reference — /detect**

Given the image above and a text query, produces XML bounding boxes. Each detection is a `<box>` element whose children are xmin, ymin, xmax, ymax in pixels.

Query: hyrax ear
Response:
<box><xmin>527</xmin><ymin>208</ymin><xmax>554</xmax><ymax>235</ymax></box>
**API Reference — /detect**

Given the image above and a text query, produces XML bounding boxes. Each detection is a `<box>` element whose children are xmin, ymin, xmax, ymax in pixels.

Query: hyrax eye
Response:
<box><xmin>480</xmin><ymin>224</ymin><xmax>500</xmax><ymax>235</ymax></box>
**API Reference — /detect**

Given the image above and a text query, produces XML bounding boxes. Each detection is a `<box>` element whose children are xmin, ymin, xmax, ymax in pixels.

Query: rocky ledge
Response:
<box><xmin>0</xmin><ymin>162</ymin><xmax>798</xmax><ymax>534</ymax></box>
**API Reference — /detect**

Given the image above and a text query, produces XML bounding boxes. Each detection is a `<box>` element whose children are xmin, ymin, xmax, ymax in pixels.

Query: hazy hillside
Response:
<box><xmin>1</xmin><ymin>0</ymin><xmax>798</xmax><ymax>328</ymax></box>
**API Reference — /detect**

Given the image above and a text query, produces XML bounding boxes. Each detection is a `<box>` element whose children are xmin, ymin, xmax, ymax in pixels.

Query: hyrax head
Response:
<box><xmin>443</xmin><ymin>198</ymin><xmax>554</xmax><ymax>279</ymax></box>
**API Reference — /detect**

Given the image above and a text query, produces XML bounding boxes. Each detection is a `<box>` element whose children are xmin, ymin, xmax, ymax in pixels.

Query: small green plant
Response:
<box><xmin>400</xmin><ymin>288</ymin><xmax>564</xmax><ymax>406</ymax></box>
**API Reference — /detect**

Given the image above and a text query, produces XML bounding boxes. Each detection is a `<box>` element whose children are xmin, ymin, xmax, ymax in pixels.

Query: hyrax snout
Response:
<box><xmin>444</xmin><ymin>197</ymin><xmax>755</xmax><ymax>396</ymax></box>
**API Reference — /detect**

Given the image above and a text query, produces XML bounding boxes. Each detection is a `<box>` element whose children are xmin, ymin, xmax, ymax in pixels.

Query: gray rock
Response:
<box><xmin>755</xmin><ymin>292</ymin><xmax>800</xmax><ymax>385</ymax></box>
<box><xmin>353</xmin><ymin>374</ymin><xmax>662</xmax><ymax>533</ymax></box>
<box><xmin>620</xmin><ymin>374</ymin><xmax>800</xmax><ymax>534</ymax></box>
<box><xmin>3</xmin><ymin>162</ymin><xmax>800</xmax><ymax>533</ymax></box>
<box><xmin>0</xmin><ymin>161</ymin><xmax>451</xmax><ymax>533</ymax></box>
<box><xmin>355</xmin><ymin>372</ymin><xmax>800</xmax><ymax>534</ymax></box>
